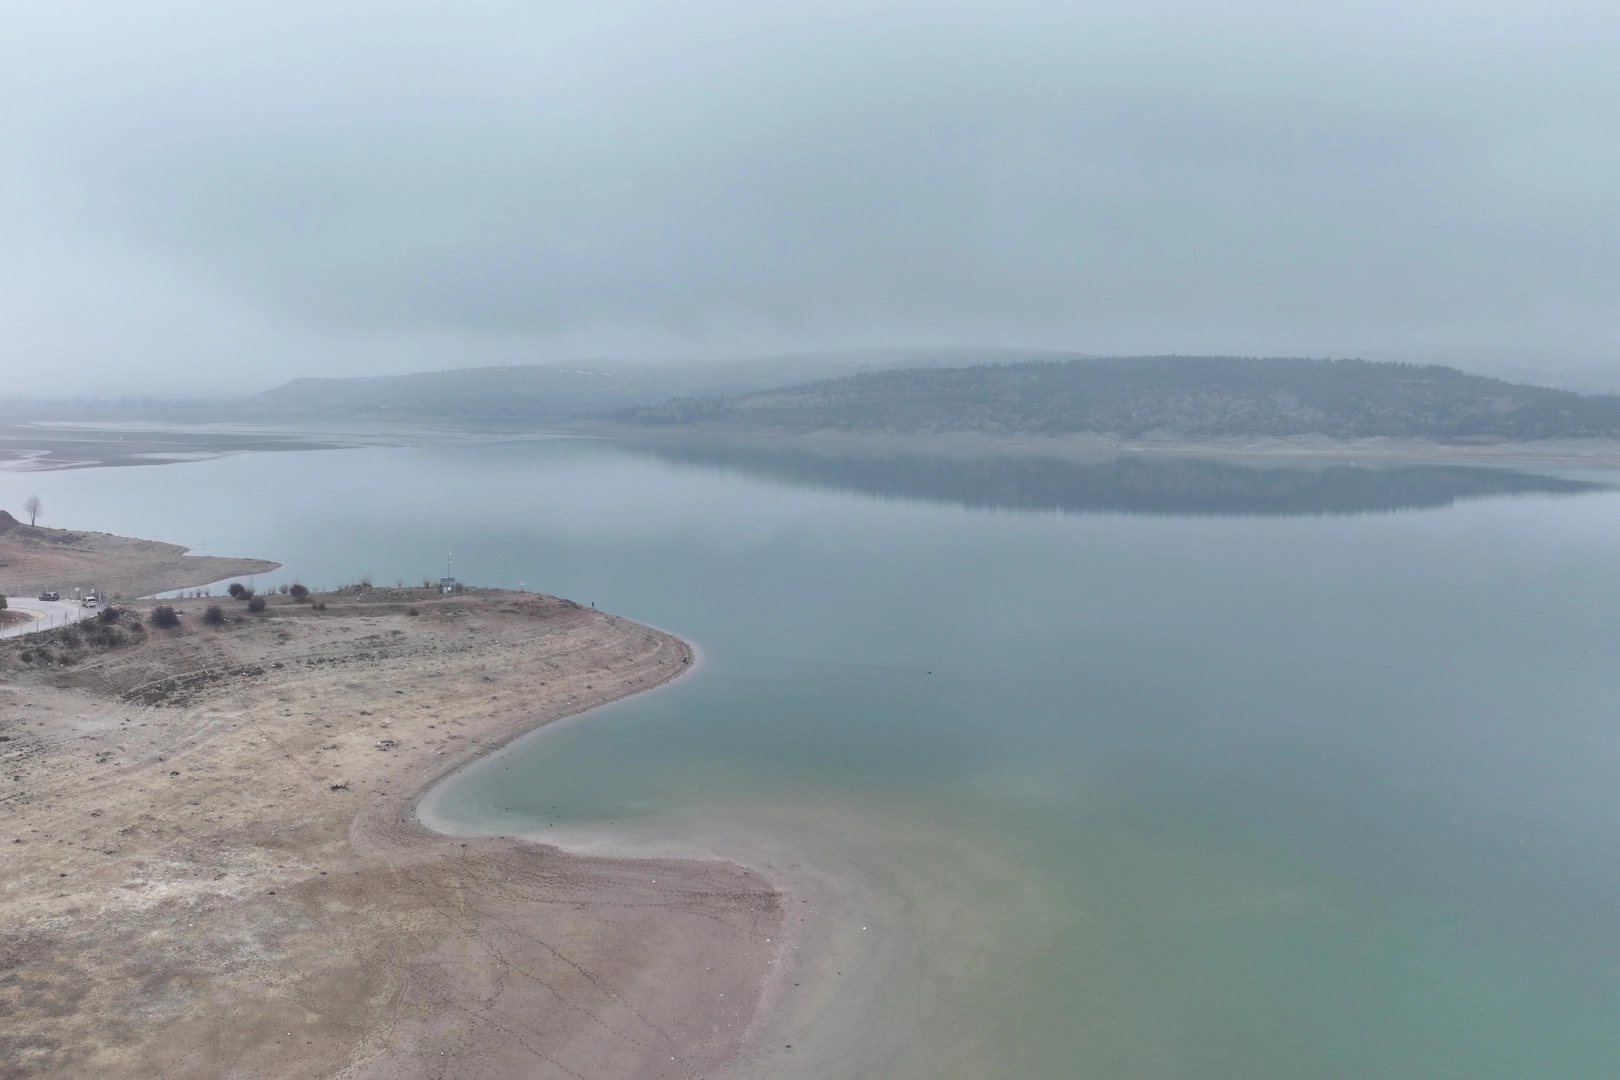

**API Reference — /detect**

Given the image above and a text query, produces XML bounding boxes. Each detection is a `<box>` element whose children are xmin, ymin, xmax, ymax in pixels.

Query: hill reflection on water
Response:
<box><xmin>629</xmin><ymin>441</ymin><xmax>1607</xmax><ymax>517</ymax></box>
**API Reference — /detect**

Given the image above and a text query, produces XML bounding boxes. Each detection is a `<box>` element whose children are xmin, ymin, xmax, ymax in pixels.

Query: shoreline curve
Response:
<box><xmin>1</xmin><ymin>585</ymin><xmax>782</xmax><ymax>1080</ymax></box>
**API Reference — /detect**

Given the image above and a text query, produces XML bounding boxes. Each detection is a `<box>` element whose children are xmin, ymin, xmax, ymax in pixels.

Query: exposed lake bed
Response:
<box><xmin>6</xmin><ymin>436</ymin><xmax>1620</xmax><ymax>1078</ymax></box>
<box><xmin>0</xmin><ymin>582</ymin><xmax>779</xmax><ymax>1079</ymax></box>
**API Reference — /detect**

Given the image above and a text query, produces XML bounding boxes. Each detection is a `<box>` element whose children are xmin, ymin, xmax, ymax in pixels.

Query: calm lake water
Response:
<box><xmin>7</xmin><ymin>438</ymin><xmax>1620</xmax><ymax>1078</ymax></box>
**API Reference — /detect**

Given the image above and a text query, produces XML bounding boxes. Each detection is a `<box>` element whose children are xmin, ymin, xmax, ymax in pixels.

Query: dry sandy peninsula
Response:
<box><xmin>0</xmin><ymin>511</ymin><xmax>280</xmax><ymax>601</ymax></box>
<box><xmin>0</xmin><ymin>537</ymin><xmax>780</xmax><ymax>1079</ymax></box>
<box><xmin>0</xmin><ymin>423</ymin><xmax>353</xmax><ymax>473</ymax></box>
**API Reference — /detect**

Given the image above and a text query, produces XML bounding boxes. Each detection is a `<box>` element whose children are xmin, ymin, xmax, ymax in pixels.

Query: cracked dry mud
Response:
<box><xmin>0</xmin><ymin>588</ymin><xmax>779</xmax><ymax>1079</ymax></box>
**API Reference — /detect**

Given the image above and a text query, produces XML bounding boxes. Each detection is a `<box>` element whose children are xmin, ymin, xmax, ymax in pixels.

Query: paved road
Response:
<box><xmin>0</xmin><ymin>598</ymin><xmax>89</xmax><ymax>639</ymax></box>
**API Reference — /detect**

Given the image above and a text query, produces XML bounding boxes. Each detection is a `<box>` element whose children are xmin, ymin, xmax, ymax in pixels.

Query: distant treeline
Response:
<box><xmin>239</xmin><ymin>350</ymin><xmax>1075</xmax><ymax>421</ymax></box>
<box><xmin>615</xmin><ymin>357</ymin><xmax>1620</xmax><ymax>440</ymax></box>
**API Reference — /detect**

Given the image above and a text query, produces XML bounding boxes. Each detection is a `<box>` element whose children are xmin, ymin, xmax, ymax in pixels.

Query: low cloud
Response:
<box><xmin>3</xmin><ymin>0</ymin><xmax>1619</xmax><ymax>394</ymax></box>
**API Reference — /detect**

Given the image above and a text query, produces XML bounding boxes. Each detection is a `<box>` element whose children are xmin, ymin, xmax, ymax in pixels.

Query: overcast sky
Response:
<box><xmin>2</xmin><ymin>0</ymin><xmax>1619</xmax><ymax>395</ymax></box>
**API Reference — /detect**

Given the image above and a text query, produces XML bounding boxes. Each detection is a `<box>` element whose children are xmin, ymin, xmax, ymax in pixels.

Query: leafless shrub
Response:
<box><xmin>82</xmin><ymin>623</ymin><xmax>124</xmax><ymax>648</ymax></box>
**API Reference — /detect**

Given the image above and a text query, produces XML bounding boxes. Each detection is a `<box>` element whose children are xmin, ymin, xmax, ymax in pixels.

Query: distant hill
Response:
<box><xmin>616</xmin><ymin>356</ymin><xmax>1620</xmax><ymax>440</ymax></box>
<box><xmin>244</xmin><ymin>348</ymin><xmax>1078</xmax><ymax>420</ymax></box>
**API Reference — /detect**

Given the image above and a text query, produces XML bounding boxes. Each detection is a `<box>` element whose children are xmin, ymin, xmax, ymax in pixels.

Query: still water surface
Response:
<box><xmin>7</xmin><ymin>439</ymin><xmax>1620</xmax><ymax>1078</ymax></box>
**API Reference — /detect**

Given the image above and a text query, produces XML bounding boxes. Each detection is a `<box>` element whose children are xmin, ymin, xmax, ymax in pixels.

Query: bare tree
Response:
<box><xmin>24</xmin><ymin>495</ymin><xmax>42</xmax><ymax>527</ymax></box>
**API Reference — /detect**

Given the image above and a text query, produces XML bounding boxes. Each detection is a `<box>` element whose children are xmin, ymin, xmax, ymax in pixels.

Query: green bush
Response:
<box><xmin>204</xmin><ymin>605</ymin><xmax>226</xmax><ymax>625</ymax></box>
<box><xmin>289</xmin><ymin>584</ymin><xmax>309</xmax><ymax>601</ymax></box>
<box><xmin>247</xmin><ymin>596</ymin><xmax>267</xmax><ymax>614</ymax></box>
<box><xmin>149</xmin><ymin>606</ymin><xmax>180</xmax><ymax>629</ymax></box>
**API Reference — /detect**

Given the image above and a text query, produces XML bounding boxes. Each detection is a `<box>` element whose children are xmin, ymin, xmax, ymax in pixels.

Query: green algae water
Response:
<box><xmin>8</xmin><ymin>438</ymin><xmax>1620</xmax><ymax>1077</ymax></box>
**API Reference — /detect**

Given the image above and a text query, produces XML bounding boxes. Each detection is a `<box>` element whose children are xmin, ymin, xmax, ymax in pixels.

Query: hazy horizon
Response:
<box><xmin>4</xmin><ymin>1</ymin><xmax>1619</xmax><ymax>396</ymax></box>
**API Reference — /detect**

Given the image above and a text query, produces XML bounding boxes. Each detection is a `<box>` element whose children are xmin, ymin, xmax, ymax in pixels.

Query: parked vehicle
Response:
<box><xmin>37</xmin><ymin>591</ymin><xmax>60</xmax><ymax>602</ymax></box>
<box><xmin>83</xmin><ymin>597</ymin><xmax>98</xmax><ymax>607</ymax></box>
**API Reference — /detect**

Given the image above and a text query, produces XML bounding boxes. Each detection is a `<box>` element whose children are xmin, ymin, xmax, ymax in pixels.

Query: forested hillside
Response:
<box><xmin>618</xmin><ymin>357</ymin><xmax>1620</xmax><ymax>439</ymax></box>
<box><xmin>243</xmin><ymin>349</ymin><xmax>1071</xmax><ymax>420</ymax></box>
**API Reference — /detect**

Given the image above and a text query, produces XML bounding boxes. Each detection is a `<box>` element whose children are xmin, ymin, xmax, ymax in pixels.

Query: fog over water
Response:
<box><xmin>4</xmin><ymin>1</ymin><xmax>1620</xmax><ymax>394</ymax></box>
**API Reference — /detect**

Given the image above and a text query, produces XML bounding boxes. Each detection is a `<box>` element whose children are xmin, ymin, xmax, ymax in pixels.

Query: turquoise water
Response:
<box><xmin>7</xmin><ymin>439</ymin><xmax>1620</xmax><ymax>1077</ymax></box>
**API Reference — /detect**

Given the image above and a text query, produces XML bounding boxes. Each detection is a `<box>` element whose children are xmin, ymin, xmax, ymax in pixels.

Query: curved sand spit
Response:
<box><xmin>1</xmin><ymin>571</ymin><xmax>781</xmax><ymax>1079</ymax></box>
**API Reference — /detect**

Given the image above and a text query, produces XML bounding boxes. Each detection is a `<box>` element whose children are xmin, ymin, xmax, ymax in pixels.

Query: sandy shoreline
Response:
<box><xmin>1</xmin><ymin>530</ymin><xmax>785</xmax><ymax>1078</ymax></box>
<box><xmin>585</xmin><ymin>424</ymin><xmax>1620</xmax><ymax>467</ymax></box>
<box><xmin>413</xmin><ymin>655</ymin><xmax>872</xmax><ymax>1080</ymax></box>
<box><xmin>429</xmin><ymin>802</ymin><xmax>917</xmax><ymax>1080</ymax></box>
<box><xmin>0</xmin><ymin>422</ymin><xmax>362</xmax><ymax>473</ymax></box>
<box><xmin>18</xmin><ymin>415</ymin><xmax>1620</xmax><ymax>474</ymax></box>
<box><xmin>0</xmin><ymin>510</ymin><xmax>280</xmax><ymax>601</ymax></box>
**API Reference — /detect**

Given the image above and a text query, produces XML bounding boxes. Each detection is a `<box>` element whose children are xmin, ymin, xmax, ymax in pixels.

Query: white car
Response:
<box><xmin>83</xmin><ymin>597</ymin><xmax>98</xmax><ymax>607</ymax></box>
